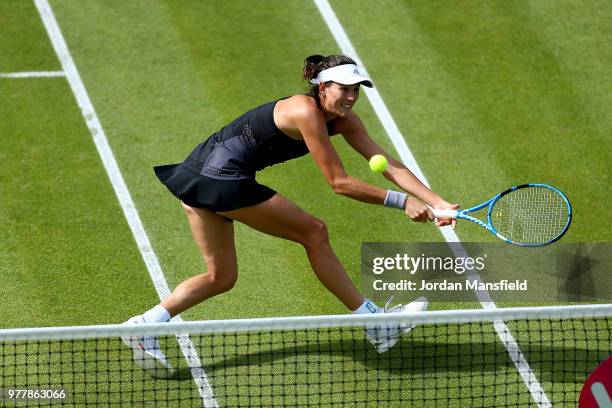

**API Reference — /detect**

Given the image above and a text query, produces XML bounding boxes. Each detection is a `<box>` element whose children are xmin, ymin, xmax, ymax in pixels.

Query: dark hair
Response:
<box><xmin>303</xmin><ymin>54</ymin><xmax>357</xmax><ymax>102</ymax></box>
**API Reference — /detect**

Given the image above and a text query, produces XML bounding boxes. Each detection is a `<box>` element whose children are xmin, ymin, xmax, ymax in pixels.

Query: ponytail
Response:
<box><xmin>302</xmin><ymin>54</ymin><xmax>357</xmax><ymax>102</ymax></box>
<box><xmin>303</xmin><ymin>54</ymin><xmax>325</xmax><ymax>82</ymax></box>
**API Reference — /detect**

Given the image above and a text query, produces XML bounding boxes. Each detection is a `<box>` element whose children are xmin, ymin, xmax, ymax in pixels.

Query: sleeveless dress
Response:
<box><xmin>154</xmin><ymin>98</ymin><xmax>335</xmax><ymax>212</ymax></box>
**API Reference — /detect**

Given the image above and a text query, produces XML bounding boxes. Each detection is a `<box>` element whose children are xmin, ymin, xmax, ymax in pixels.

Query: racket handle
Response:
<box><xmin>432</xmin><ymin>209</ymin><xmax>458</xmax><ymax>219</ymax></box>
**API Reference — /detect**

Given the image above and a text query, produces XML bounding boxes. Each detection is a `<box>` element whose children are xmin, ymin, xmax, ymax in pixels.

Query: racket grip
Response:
<box><xmin>432</xmin><ymin>209</ymin><xmax>458</xmax><ymax>219</ymax></box>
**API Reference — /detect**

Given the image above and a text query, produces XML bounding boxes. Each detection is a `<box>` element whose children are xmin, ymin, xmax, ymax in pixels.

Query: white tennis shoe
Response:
<box><xmin>121</xmin><ymin>315</ymin><xmax>174</xmax><ymax>378</ymax></box>
<box><xmin>365</xmin><ymin>296</ymin><xmax>428</xmax><ymax>353</ymax></box>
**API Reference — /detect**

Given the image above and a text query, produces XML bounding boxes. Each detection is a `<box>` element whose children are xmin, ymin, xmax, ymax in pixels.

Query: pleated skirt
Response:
<box><xmin>154</xmin><ymin>162</ymin><xmax>276</xmax><ymax>212</ymax></box>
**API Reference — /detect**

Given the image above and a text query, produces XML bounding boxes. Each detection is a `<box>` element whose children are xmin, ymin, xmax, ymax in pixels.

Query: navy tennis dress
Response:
<box><xmin>154</xmin><ymin>98</ymin><xmax>335</xmax><ymax>212</ymax></box>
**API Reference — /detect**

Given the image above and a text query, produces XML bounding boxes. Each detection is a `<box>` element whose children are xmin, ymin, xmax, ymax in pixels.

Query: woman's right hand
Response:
<box><xmin>431</xmin><ymin>201</ymin><xmax>460</xmax><ymax>228</ymax></box>
<box><xmin>404</xmin><ymin>196</ymin><xmax>434</xmax><ymax>223</ymax></box>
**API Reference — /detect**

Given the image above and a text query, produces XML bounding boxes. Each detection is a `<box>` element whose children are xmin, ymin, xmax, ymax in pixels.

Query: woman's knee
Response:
<box><xmin>208</xmin><ymin>269</ymin><xmax>238</xmax><ymax>293</ymax></box>
<box><xmin>301</xmin><ymin>217</ymin><xmax>330</xmax><ymax>248</ymax></box>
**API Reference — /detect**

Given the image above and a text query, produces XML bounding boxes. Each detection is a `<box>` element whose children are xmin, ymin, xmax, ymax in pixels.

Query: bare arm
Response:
<box><xmin>276</xmin><ymin>95</ymin><xmax>455</xmax><ymax>224</ymax></box>
<box><xmin>338</xmin><ymin>112</ymin><xmax>459</xmax><ymax>225</ymax></box>
<box><xmin>338</xmin><ymin>114</ymin><xmax>443</xmax><ymax>205</ymax></box>
<box><xmin>291</xmin><ymin>102</ymin><xmax>387</xmax><ymax>205</ymax></box>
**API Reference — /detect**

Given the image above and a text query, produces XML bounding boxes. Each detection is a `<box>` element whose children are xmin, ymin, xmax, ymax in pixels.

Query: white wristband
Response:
<box><xmin>384</xmin><ymin>190</ymin><xmax>407</xmax><ymax>210</ymax></box>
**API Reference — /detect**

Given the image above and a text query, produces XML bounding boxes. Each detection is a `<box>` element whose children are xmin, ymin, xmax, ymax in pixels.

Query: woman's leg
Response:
<box><xmin>160</xmin><ymin>202</ymin><xmax>238</xmax><ymax>317</ymax></box>
<box><xmin>123</xmin><ymin>202</ymin><xmax>238</xmax><ymax>374</ymax></box>
<box><xmin>220</xmin><ymin>193</ymin><xmax>364</xmax><ymax>311</ymax></box>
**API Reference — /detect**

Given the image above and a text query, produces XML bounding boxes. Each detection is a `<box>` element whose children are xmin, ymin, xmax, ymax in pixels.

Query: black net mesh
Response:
<box><xmin>0</xmin><ymin>308</ymin><xmax>610</xmax><ymax>407</ymax></box>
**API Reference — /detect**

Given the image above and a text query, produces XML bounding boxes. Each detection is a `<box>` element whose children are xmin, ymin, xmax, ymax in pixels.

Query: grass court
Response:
<box><xmin>1</xmin><ymin>0</ymin><xmax>611</xmax><ymax>406</ymax></box>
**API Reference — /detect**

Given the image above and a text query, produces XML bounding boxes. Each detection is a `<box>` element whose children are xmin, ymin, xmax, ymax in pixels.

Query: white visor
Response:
<box><xmin>309</xmin><ymin>64</ymin><xmax>373</xmax><ymax>88</ymax></box>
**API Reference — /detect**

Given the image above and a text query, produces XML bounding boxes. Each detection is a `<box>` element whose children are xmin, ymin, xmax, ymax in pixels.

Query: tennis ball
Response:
<box><xmin>369</xmin><ymin>155</ymin><xmax>388</xmax><ymax>173</ymax></box>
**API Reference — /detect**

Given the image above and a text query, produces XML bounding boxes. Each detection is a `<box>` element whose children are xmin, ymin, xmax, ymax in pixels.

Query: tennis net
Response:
<box><xmin>0</xmin><ymin>304</ymin><xmax>610</xmax><ymax>407</ymax></box>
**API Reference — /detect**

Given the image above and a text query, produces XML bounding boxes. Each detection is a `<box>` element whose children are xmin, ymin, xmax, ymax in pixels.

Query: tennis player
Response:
<box><xmin>122</xmin><ymin>54</ymin><xmax>459</xmax><ymax>375</ymax></box>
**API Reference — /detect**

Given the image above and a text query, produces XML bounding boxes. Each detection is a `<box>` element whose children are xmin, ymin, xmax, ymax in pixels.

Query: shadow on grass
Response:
<box><xmin>165</xmin><ymin>336</ymin><xmax>608</xmax><ymax>385</ymax></box>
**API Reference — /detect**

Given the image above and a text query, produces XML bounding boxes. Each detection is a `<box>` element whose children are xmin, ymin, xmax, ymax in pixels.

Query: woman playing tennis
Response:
<box><xmin>123</xmin><ymin>54</ymin><xmax>459</xmax><ymax>375</ymax></box>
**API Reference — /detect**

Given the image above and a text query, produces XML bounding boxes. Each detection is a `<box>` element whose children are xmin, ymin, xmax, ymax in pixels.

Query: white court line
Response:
<box><xmin>313</xmin><ymin>1</ymin><xmax>552</xmax><ymax>406</ymax></box>
<box><xmin>32</xmin><ymin>1</ymin><xmax>218</xmax><ymax>406</ymax></box>
<box><xmin>0</xmin><ymin>71</ymin><xmax>65</xmax><ymax>78</ymax></box>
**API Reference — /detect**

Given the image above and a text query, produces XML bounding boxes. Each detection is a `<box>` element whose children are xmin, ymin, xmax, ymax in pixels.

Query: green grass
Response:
<box><xmin>332</xmin><ymin>0</ymin><xmax>612</xmax><ymax>242</ymax></box>
<box><xmin>0</xmin><ymin>78</ymin><xmax>155</xmax><ymax>327</ymax></box>
<box><xmin>0</xmin><ymin>0</ymin><xmax>59</xmax><ymax>72</ymax></box>
<box><xmin>0</xmin><ymin>0</ymin><xmax>610</xmax><ymax>406</ymax></box>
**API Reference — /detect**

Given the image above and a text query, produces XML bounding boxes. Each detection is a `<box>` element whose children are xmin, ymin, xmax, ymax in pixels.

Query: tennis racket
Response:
<box><xmin>432</xmin><ymin>184</ymin><xmax>572</xmax><ymax>247</ymax></box>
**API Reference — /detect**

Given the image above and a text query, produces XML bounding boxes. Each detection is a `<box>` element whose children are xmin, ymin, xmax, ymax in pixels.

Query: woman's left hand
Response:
<box><xmin>403</xmin><ymin>196</ymin><xmax>436</xmax><ymax>223</ymax></box>
<box><xmin>432</xmin><ymin>201</ymin><xmax>461</xmax><ymax>228</ymax></box>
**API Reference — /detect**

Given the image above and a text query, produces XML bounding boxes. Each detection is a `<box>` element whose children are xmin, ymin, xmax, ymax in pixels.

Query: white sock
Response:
<box><xmin>142</xmin><ymin>305</ymin><xmax>171</xmax><ymax>323</ymax></box>
<box><xmin>352</xmin><ymin>299</ymin><xmax>379</xmax><ymax>314</ymax></box>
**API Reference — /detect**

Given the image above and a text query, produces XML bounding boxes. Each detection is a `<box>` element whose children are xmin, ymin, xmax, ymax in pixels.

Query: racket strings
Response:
<box><xmin>492</xmin><ymin>186</ymin><xmax>569</xmax><ymax>244</ymax></box>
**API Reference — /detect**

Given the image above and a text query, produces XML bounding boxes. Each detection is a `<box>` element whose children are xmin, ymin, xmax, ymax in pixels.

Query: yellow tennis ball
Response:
<box><xmin>369</xmin><ymin>155</ymin><xmax>388</xmax><ymax>173</ymax></box>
